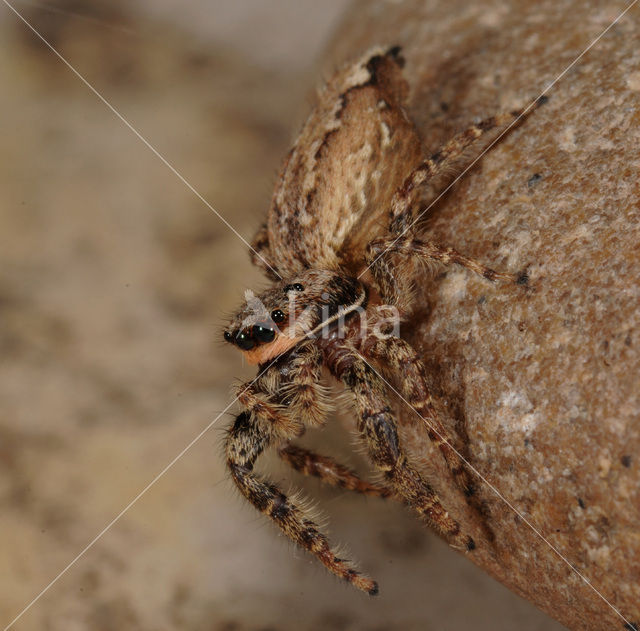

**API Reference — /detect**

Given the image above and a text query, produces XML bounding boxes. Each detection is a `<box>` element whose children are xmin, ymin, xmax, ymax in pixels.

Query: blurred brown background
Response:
<box><xmin>0</xmin><ymin>1</ymin><xmax>565</xmax><ymax>629</ymax></box>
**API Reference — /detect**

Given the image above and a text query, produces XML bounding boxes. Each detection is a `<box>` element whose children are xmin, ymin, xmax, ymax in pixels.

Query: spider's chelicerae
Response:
<box><xmin>223</xmin><ymin>46</ymin><xmax>537</xmax><ymax>594</ymax></box>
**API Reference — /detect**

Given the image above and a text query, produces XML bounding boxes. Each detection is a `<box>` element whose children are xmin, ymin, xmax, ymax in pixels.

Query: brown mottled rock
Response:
<box><xmin>327</xmin><ymin>1</ymin><xmax>640</xmax><ymax>629</ymax></box>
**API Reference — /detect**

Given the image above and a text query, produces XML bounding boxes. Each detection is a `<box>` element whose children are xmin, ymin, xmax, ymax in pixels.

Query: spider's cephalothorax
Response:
<box><xmin>223</xmin><ymin>46</ymin><xmax>538</xmax><ymax>594</ymax></box>
<box><xmin>223</xmin><ymin>270</ymin><xmax>366</xmax><ymax>365</ymax></box>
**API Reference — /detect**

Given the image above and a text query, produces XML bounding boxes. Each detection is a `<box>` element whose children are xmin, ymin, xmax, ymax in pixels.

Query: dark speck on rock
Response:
<box><xmin>527</xmin><ymin>173</ymin><xmax>543</xmax><ymax>187</ymax></box>
<box><xmin>621</xmin><ymin>455</ymin><xmax>632</xmax><ymax>468</ymax></box>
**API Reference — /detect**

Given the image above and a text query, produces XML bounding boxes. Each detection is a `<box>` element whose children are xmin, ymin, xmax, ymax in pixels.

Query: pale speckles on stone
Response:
<box><xmin>497</xmin><ymin>230</ymin><xmax>532</xmax><ymax>264</ymax></box>
<box><xmin>606</xmin><ymin>416</ymin><xmax>627</xmax><ymax>437</ymax></box>
<box><xmin>559</xmin><ymin>223</ymin><xmax>593</xmax><ymax>248</ymax></box>
<box><xmin>557</xmin><ymin>126</ymin><xmax>577</xmax><ymax>151</ymax></box>
<box><xmin>438</xmin><ymin>270</ymin><xmax>469</xmax><ymax>303</ymax></box>
<box><xmin>590</xmin><ymin>7</ymin><xmax>627</xmax><ymax>26</ymax></box>
<box><xmin>514</xmin><ymin>412</ymin><xmax>541</xmax><ymax>434</ymax></box>
<box><xmin>587</xmin><ymin>545</ymin><xmax>611</xmax><ymax>566</ymax></box>
<box><xmin>478</xmin><ymin>73</ymin><xmax>498</xmax><ymax>89</ymax></box>
<box><xmin>598</xmin><ymin>456</ymin><xmax>612</xmax><ymax>478</ymax></box>
<box><xmin>476</xmin><ymin>4</ymin><xmax>508</xmax><ymax>27</ymax></box>
<box><xmin>585</xmin><ymin>525</ymin><xmax>603</xmax><ymax>545</ymax></box>
<box><xmin>627</xmin><ymin>71</ymin><xmax>640</xmax><ymax>91</ymax></box>
<box><xmin>494</xmin><ymin>390</ymin><xmax>537</xmax><ymax>435</ymax></box>
<box><xmin>616</xmin><ymin>476</ymin><xmax>635</xmax><ymax>500</ymax></box>
<box><xmin>484</xmin><ymin>206</ymin><xmax>509</xmax><ymax>227</ymax></box>
<box><xmin>539</xmin><ymin>467</ymin><xmax>555</xmax><ymax>484</ymax></box>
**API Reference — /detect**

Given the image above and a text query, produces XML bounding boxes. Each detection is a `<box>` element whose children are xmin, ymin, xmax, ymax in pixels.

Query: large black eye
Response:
<box><xmin>235</xmin><ymin>330</ymin><xmax>255</xmax><ymax>350</ymax></box>
<box><xmin>223</xmin><ymin>331</ymin><xmax>233</xmax><ymax>343</ymax></box>
<box><xmin>284</xmin><ymin>283</ymin><xmax>304</xmax><ymax>293</ymax></box>
<box><xmin>252</xmin><ymin>324</ymin><xmax>276</xmax><ymax>343</ymax></box>
<box><xmin>271</xmin><ymin>309</ymin><xmax>285</xmax><ymax>323</ymax></box>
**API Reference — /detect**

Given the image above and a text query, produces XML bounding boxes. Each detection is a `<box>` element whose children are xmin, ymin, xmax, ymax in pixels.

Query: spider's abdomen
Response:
<box><xmin>267</xmin><ymin>47</ymin><xmax>423</xmax><ymax>277</ymax></box>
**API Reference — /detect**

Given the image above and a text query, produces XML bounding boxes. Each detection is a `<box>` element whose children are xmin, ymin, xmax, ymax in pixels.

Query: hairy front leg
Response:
<box><xmin>362</xmin><ymin>334</ymin><xmax>475</xmax><ymax>497</ymax></box>
<box><xmin>226</xmin><ymin>410</ymin><xmax>378</xmax><ymax>594</ymax></box>
<box><xmin>278</xmin><ymin>443</ymin><xmax>392</xmax><ymax>498</ymax></box>
<box><xmin>330</xmin><ymin>353</ymin><xmax>474</xmax><ymax>551</ymax></box>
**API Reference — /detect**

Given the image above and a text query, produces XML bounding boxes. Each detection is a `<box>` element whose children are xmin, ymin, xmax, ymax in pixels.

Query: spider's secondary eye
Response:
<box><xmin>271</xmin><ymin>309</ymin><xmax>285</xmax><ymax>323</ymax></box>
<box><xmin>252</xmin><ymin>324</ymin><xmax>276</xmax><ymax>343</ymax></box>
<box><xmin>223</xmin><ymin>331</ymin><xmax>233</xmax><ymax>343</ymax></box>
<box><xmin>284</xmin><ymin>283</ymin><xmax>304</xmax><ymax>293</ymax></box>
<box><xmin>235</xmin><ymin>330</ymin><xmax>255</xmax><ymax>350</ymax></box>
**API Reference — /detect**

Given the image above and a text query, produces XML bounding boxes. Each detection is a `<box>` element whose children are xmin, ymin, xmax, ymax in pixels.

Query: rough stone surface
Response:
<box><xmin>327</xmin><ymin>1</ymin><xmax>640</xmax><ymax>629</ymax></box>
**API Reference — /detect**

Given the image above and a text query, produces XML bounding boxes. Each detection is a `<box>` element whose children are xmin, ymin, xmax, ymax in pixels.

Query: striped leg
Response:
<box><xmin>388</xmin><ymin>101</ymin><xmax>545</xmax><ymax>234</ymax></box>
<box><xmin>367</xmin><ymin>235</ymin><xmax>527</xmax><ymax>312</ymax></box>
<box><xmin>226</xmin><ymin>411</ymin><xmax>378</xmax><ymax>595</ymax></box>
<box><xmin>363</xmin><ymin>334</ymin><xmax>474</xmax><ymax>497</ymax></box>
<box><xmin>278</xmin><ymin>443</ymin><xmax>392</xmax><ymax>498</ymax></box>
<box><xmin>329</xmin><ymin>351</ymin><xmax>474</xmax><ymax>551</ymax></box>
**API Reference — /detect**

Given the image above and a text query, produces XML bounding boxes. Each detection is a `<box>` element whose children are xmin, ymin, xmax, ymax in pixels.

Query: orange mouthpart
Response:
<box><xmin>242</xmin><ymin>334</ymin><xmax>304</xmax><ymax>365</ymax></box>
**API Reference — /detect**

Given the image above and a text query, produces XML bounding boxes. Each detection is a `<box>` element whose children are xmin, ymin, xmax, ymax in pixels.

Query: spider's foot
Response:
<box><xmin>367</xmin><ymin>581</ymin><xmax>380</xmax><ymax>597</ymax></box>
<box><xmin>339</xmin><ymin>563</ymin><xmax>378</xmax><ymax>595</ymax></box>
<box><xmin>449</xmin><ymin>529</ymin><xmax>477</xmax><ymax>552</ymax></box>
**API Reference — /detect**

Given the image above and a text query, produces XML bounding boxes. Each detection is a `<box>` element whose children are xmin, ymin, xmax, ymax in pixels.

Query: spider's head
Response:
<box><xmin>223</xmin><ymin>269</ymin><xmax>366</xmax><ymax>365</ymax></box>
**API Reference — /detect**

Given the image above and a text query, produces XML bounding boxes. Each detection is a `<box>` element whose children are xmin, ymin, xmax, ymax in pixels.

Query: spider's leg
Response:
<box><xmin>366</xmin><ymin>235</ymin><xmax>525</xmax><ymax>312</ymax></box>
<box><xmin>226</xmin><ymin>408</ymin><xmax>378</xmax><ymax>595</ymax></box>
<box><xmin>328</xmin><ymin>351</ymin><xmax>474</xmax><ymax>551</ymax></box>
<box><xmin>276</xmin><ymin>344</ymin><xmax>391</xmax><ymax>498</ymax></box>
<box><xmin>363</xmin><ymin>334</ymin><xmax>474</xmax><ymax>497</ymax></box>
<box><xmin>249</xmin><ymin>222</ymin><xmax>280</xmax><ymax>280</ymax></box>
<box><xmin>388</xmin><ymin>105</ymin><xmax>543</xmax><ymax>235</ymax></box>
<box><xmin>278</xmin><ymin>443</ymin><xmax>392</xmax><ymax>498</ymax></box>
<box><xmin>230</xmin><ymin>350</ymin><xmax>378</xmax><ymax>594</ymax></box>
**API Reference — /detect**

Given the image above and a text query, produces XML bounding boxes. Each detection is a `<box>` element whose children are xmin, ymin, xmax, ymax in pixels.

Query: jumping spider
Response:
<box><xmin>223</xmin><ymin>46</ymin><xmax>536</xmax><ymax>594</ymax></box>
